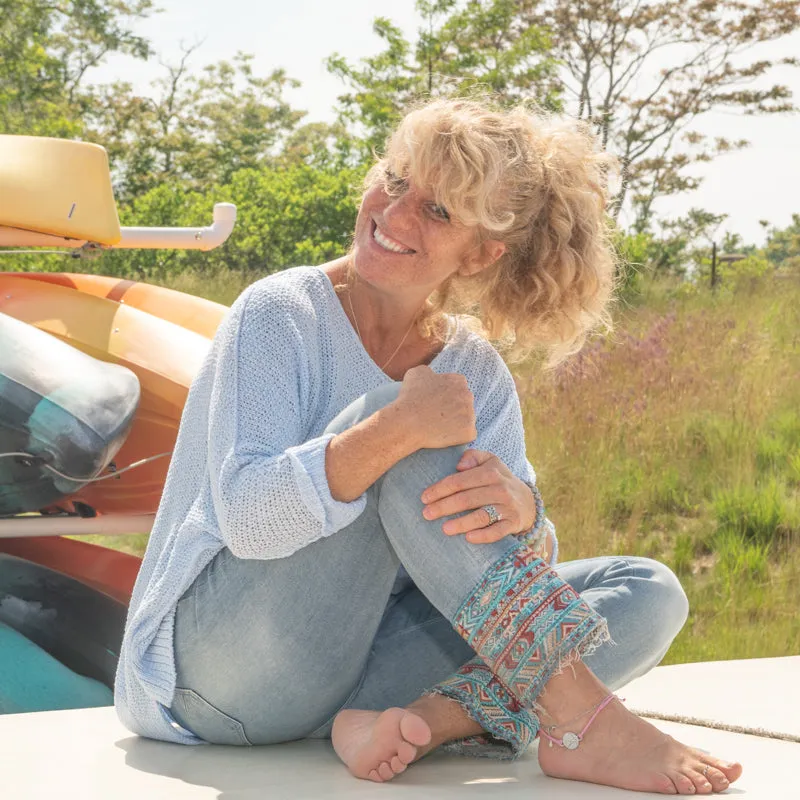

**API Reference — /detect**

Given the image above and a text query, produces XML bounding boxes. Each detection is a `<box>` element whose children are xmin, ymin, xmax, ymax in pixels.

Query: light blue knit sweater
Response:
<box><xmin>114</xmin><ymin>266</ymin><xmax>557</xmax><ymax>743</ymax></box>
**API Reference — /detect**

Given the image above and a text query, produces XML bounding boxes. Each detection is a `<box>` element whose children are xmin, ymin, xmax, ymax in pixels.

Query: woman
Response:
<box><xmin>116</xmin><ymin>98</ymin><xmax>742</xmax><ymax>794</ymax></box>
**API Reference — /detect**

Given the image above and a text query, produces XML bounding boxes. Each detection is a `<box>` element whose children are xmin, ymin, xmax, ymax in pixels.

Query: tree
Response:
<box><xmin>98</xmin><ymin>161</ymin><xmax>366</xmax><ymax>278</ymax></box>
<box><xmin>761</xmin><ymin>214</ymin><xmax>800</xmax><ymax>270</ymax></box>
<box><xmin>86</xmin><ymin>50</ymin><xmax>305</xmax><ymax>200</ymax></box>
<box><xmin>330</xmin><ymin>0</ymin><xmax>799</xmax><ymax>229</ymax></box>
<box><xmin>0</xmin><ymin>0</ymin><xmax>153</xmax><ymax>137</ymax></box>
<box><xmin>327</xmin><ymin>0</ymin><xmax>561</xmax><ymax>158</ymax></box>
<box><xmin>518</xmin><ymin>0</ymin><xmax>800</xmax><ymax>230</ymax></box>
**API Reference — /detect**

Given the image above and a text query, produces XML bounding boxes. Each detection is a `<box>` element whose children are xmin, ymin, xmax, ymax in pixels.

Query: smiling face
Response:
<box><xmin>350</xmin><ymin>169</ymin><xmax>505</xmax><ymax>300</ymax></box>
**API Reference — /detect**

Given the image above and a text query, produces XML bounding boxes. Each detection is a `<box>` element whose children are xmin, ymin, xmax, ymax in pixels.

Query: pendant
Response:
<box><xmin>562</xmin><ymin>732</ymin><xmax>580</xmax><ymax>750</ymax></box>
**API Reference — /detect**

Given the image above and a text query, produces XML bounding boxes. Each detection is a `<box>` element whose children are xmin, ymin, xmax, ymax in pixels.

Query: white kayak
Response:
<box><xmin>2</xmin><ymin>656</ymin><xmax>797</xmax><ymax>798</ymax></box>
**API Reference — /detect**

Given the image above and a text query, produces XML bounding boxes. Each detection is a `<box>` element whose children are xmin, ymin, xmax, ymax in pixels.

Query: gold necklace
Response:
<box><xmin>346</xmin><ymin>289</ymin><xmax>417</xmax><ymax>372</ymax></box>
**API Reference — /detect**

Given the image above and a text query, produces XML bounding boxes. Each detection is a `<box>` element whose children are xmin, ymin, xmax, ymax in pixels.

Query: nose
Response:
<box><xmin>382</xmin><ymin>189</ymin><xmax>416</xmax><ymax>233</ymax></box>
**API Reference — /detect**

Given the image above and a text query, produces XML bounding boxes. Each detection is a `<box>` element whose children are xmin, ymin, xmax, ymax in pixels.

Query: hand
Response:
<box><xmin>420</xmin><ymin>449</ymin><xmax>537</xmax><ymax>544</ymax></box>
<box><xmin>393</xmin><ymin>365</ymin><xmax>477</xmax><ymax>450</ymax></box>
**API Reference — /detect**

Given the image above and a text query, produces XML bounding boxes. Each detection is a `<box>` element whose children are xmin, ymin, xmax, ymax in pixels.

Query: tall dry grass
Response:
<box><xmin>519</xmin><ymin>275</ymin><xmax>800</xmax><ymax>662</ymax></box>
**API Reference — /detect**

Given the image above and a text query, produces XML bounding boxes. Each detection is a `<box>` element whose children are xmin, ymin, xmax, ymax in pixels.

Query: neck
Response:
<box><xmin>340</xmin><ymin>261</ymin><xmax>427</xmax><ymax>347</ymax></box>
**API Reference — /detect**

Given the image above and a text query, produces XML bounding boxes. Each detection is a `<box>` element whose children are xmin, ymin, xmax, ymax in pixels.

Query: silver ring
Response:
<box><xmin>483</xmin><ymin>504</ymin><xmax>501</xmax><ymax>525</ymax></box>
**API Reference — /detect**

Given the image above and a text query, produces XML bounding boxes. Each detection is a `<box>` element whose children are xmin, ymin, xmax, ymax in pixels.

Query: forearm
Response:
<box><xmin>326</xmin><ymin>401</ymin><xmax>421</xmax><ymax>502</ymax></box>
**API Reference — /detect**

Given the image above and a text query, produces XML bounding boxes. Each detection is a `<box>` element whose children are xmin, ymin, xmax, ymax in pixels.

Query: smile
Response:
<box><xmin>372</xmin><ymin>222</ymin><xmax>415</xmax><ymax>254</ymax></box>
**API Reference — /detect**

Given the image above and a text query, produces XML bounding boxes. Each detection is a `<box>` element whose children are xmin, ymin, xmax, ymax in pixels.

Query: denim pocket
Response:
<box><xmin>171</xmin><ymin>687</ymin><xmax>252</xmax><ymax>746</ymax></box>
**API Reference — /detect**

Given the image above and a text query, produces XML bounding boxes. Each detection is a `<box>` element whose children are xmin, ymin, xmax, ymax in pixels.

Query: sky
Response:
<box><xmin>93</xmin><ymin>0</ymin><xmax>800</xmax><ymax>247</ymax></box>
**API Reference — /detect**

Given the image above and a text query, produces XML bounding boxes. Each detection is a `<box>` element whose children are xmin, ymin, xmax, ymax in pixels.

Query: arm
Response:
<box><xmin>206</xmin><ymin>282</ymin><xmax>374</xmax><ymax>559</ymax></box>
<box><xmin>420</xmin><ymin>346</ymin><xmax>558</xmax><ymax>562</ymax></box>
<box><xmin>325</xmin><ymin>401</ymin><xmax>420</xmax><ymax>502</ymax></box>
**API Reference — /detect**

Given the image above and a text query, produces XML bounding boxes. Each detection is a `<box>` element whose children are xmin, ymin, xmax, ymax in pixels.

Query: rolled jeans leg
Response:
<box><xmin>428</xmin><ymin>545</ymin><xmax>611</xmax><ymax>759</ymax></box>
<box><xmin>371</xmin><ymin>429</ymin><xmax>612</xmax><ymax>760</ymax></box>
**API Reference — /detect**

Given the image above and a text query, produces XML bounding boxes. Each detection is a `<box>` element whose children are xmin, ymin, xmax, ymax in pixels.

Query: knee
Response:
<box><xmin>627</xmin><ymin>557</ymin><xmax>689</xmax><ymax>642</ymax></box>
<box><xmin>323</xmin><ymin>382</ymin><xmax>402</xmax><ymax>435</ymax></box>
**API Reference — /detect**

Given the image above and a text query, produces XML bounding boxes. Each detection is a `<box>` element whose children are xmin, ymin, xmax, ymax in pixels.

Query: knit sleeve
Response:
<box><xmin>469</xmin><ymin>345</ymin><xmax>559</xmax><ymax>565</ymax></box>
<box><xmin>206</xmin><ymin>279</ymin><xmax>367</xmax><ymax>559</ymax></box>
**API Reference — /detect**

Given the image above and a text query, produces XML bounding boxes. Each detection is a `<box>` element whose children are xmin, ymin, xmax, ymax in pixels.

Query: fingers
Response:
<box><xmin>421</xmin><ymin>452</ymin><xmax>506</xmax><ymax>504</ymax></box>
<box><xmin>423</xmin><ymin>486</ymin><xmax>509</xmax><ymax>524</ymax></box>
<box><xmin>462</xmin><ymin>520</ymin><xmax>516</xmax><ymax>544</ymax></box>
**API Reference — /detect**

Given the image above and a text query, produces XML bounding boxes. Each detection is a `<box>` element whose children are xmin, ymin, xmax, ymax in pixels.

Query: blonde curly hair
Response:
<box><xmin>359</xmin><ymin>97</ymin><xmax>621</xmax><ymax>367</ymax></box>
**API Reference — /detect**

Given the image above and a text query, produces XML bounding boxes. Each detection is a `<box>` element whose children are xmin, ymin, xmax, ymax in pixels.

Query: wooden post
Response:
<box><xmin>711</xmin><ymin>241</ymin><xmax>717</xmax><ymax>290</ymax></box>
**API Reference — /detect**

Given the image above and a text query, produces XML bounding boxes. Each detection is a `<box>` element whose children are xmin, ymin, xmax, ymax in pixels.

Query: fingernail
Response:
<box><xmin>420</xmin><ymin>492</ymin><xmax>429</xmax><ymax>502</ymax></box>
<box><xmin>459</xmin><ymin>457</ymin><xmax>476</xmax><ymax>468</ymax></box>
<box><xmin>422</xmin><ymin>507</ymin><xmax>432</xmax><ymax>519</ymax></box>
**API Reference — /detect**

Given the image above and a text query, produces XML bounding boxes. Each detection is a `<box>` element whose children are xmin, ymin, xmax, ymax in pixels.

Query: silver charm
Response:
<box><xmin>562</xmin><ymin>732</ymin><xmax>580</xmax><ymax>750</ymax></box>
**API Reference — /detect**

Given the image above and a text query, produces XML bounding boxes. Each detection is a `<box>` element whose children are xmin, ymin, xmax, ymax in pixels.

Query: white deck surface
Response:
<box><xmin>3</xmin><ymin>657</ymin><xmax>798</xmax><ymax>799</ymax></box>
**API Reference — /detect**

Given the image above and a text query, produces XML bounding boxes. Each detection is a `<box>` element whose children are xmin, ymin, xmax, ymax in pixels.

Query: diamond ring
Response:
<box><xmin>483</xmin><ymin>504</ymin><xmax>501</xmax><ymax>525</ymax></box>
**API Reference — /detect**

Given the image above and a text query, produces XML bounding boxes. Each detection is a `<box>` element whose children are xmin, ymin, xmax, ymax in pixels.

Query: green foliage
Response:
<box><xmin>0</xmin><ymin>0</ymin><xmax>152</xmax><ymax>137</ymax></box>
<box><xmin>86</xmin><ymin>50</ymin><xmax>306</xmax><ymax>200</ymax></box>
<box><xmin>327</xmin><ymin>0</ymin><xmax>560</xmax><ymax>159</ymax></box>
<box><xmin>671</xmin><ymin>533</ymin><xmax>695</xmax><ymax>577</ymax></box>
<box><xmin>712</xmin><ymin>480</ymin><xmax>799</xmax><ymax>547</ymax></box>
<box><xmin>762</xmin><ymin>213</ymin><xmax>800</xmax><ymax>271</ymax></box>
<box><xmin>99</xmin><ymin>161</ymin><xmax>365</xmax><ymax>278</ymax></box>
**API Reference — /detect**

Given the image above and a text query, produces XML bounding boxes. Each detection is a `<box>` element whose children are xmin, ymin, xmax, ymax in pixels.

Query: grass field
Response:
<box><xmin>79</xmin><ymin>270</ymin><xmax>800</xmax><ymax>664</ymax></box>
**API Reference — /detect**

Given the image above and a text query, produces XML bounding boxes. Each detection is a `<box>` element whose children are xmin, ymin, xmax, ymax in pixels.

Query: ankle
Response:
<box><xmin>536</xmin><ymin>662</ymin><xmax>610</xmax><ymax>727</ymax></box>
<box><xmin>406</xmin><ymin>694</ymin><xmax>482</xmax><ymax>754</ymax></box>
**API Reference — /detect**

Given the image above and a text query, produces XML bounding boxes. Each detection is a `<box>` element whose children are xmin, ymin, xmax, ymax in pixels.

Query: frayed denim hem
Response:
<box><xmin>427</xmin><ymin>658</ymin><xmax>537</xmax><ymax>760</ymax></box>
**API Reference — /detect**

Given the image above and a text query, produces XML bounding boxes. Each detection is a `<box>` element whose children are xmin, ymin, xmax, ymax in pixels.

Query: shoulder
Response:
<box><xmin>448</xmin><ymin>321</ymin><xmax>515</xmax><ymax>391</ymax></box>
<box><xmin>222</xmin><ymin>266</ymin><xmax>332</xmax><ymax>340</ymax></box>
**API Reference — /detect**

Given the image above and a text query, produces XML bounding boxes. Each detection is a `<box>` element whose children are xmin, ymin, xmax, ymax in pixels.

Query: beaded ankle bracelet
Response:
<box><xmin>539</xmin><ymin>693</ymin><xmax>619</xmax><ymax>750</ymax></box>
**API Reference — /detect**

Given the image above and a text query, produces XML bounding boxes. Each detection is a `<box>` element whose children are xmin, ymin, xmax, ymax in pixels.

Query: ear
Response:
<box><xmin>459</xmin><ymin>238</ymin><xmax>507</xmax><ymax>277</ymax></box>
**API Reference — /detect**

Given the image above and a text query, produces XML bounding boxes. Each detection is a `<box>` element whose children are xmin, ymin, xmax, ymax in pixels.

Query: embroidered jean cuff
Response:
<box><xmin>427</xmin><ymin>658</ymin><xmax>537</xmax><ymax>760</ymax></box>
<box><xmin>453</xmin><ymin>543</ymin><xmax>610</xmax><ymax>711</ymax></box>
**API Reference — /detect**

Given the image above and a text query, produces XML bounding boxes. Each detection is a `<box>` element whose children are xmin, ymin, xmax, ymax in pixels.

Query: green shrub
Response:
<box><xmin>712</xmin><ymin>480</ymin><xmax>799</xmax><ymax>546</ymax></box>
<box><xmin>672</xmin><ymin>532</ymin><xmax>695</xmax><ymax>576</ymax></box>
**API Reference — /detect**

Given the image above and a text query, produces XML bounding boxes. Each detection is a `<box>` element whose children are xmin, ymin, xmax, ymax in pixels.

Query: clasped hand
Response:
<box><xmin>420</xmin><ymin>448</ymin><xmax>536</xmax><ymax>544</ymax></box>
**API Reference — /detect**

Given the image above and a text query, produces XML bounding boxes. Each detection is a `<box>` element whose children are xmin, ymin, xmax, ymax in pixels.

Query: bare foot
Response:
<box><xmin>331</xmin><ymin>707</ymin><xmax>432</xmax><ymax>783</ymax></box>
<box><xmin>538</xmin><ymin>696</ymin><xmax>743</xmax><ymax>795</ymax></box>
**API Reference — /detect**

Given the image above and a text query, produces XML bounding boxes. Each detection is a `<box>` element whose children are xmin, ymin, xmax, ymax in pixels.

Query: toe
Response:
<box><xmin>368</xmin><ymin>769</ymin><xmax>383</xmax><ymax>783</ymax></box>
<box><xmin>397</xmin><ymin>740</ymin><xmax>417</xmax><ymax>765</ymax></box>
<box><xmin>670</xmin><ymin>771</ymin><xmax>697</xmax><ymax>794</ymax></box>
<box><xmin>654</xmin><ymin>772</ymin><xmax>679</xmax><ymax>794</ymax></box>
<box><xmin>400</xmin><ymin>711</ymin><xmax>432</xmax><ymax>747</ymax></box>
<box><xmin>378</xmin><ymin>762</ymin><xmax>394</xmax><ymax>781</ymax></box>
<box><xmin>701</xmin><ymin>765</ymin><xmax>730</xmax><ymax>793</ymax></box>
<box><xmin>707</xmin><ymin>757</ymin><xmax>742</xmax><ymax>784</ymax></box>
<box><xmin>687</xmin><ymin>768</ymin><xmax>713</xmax><ymax>795</ymax></box>
<box><xmin>390</xmin><ymin>756</ymin><xmax>406</xmax><ymax>774</ymax></box>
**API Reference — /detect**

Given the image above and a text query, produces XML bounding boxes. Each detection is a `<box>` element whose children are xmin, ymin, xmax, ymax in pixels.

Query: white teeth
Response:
<box><xmin>374</xmin><ymin>225</ymin><xmax>414</xmax><ymax>254</ymax></box>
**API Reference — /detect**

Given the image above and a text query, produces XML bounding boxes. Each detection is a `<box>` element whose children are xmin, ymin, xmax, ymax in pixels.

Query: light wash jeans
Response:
<box><xmin>170</xmin><ymin>383</ymin><xmax>689</xmax><ymax>750</ymax></box>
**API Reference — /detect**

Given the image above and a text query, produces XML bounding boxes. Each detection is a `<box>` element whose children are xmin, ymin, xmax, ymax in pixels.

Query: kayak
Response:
<box><xmin>0</xmin><ymin>311</ymin><xmax>140</xmax><ymax>516</ymax></box>
<box><xmin>0</xmin><ymin>274</ymin><xmax>227</xmax><ymax>515</ymax></box>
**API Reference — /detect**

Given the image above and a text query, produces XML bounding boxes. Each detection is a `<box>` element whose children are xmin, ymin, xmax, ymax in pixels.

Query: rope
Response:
<box><xmin>0</xmin><ymin>451</ymin><xmax>172</xmax><ymax>482</ymax></box>
<box><xmin>630</xmin><ymin>708</ymin><xmax>800</xmax><ymax>744</ymax></box>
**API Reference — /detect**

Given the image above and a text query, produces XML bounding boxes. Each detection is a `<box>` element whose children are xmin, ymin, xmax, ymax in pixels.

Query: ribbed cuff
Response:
<box><xmin>286</xmin><ymin>433</ymin><xmax>367</xmax><ymax>535</ymax></box>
